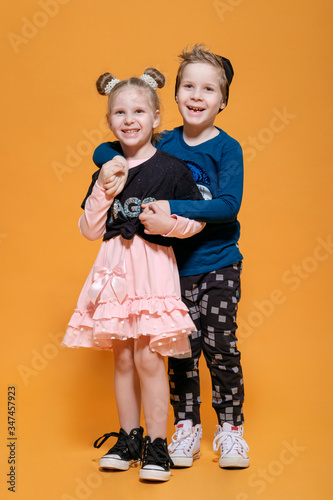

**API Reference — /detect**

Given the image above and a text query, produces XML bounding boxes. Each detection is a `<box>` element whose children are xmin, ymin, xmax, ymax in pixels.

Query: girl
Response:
<box><xmin>62</xmin><ymin>67</ymin><xmax>205</xmax><ymax>482</ymax></box>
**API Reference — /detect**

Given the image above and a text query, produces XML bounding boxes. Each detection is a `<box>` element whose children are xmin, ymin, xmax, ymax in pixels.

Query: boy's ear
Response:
<box><xmin>219</xmin><ymin>102</ymin><xmax>226</xmax><ymax>111</ymax></box>
<box><xmin>175</xmin><ymin>95</ymin><xmax>178</xmax><ymax>102</ymax></box>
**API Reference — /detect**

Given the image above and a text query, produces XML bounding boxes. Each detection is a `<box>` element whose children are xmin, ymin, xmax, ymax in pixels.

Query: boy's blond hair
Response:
<box><xmin>175</xmin><ymin>44</ymin><xmax>233</xmax><ymax>106</ymax></box>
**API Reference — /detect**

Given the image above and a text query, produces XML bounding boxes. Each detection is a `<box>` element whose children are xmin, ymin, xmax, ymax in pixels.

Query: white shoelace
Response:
<box><xmin>170</xmin><ymin>427</ymin><xmax>193</xmax><ymax>450</ymax></box>
<box><xmin>213</xmin><ymin>428</ymin><xmax>249</xmax><ymax>458</ymax></box>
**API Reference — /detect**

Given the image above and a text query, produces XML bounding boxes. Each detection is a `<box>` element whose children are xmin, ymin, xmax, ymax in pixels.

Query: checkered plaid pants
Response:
<box><xmin>168</xmin><ymin>263</ymin><xmax>245</xmax><ymax>426</ymax></box>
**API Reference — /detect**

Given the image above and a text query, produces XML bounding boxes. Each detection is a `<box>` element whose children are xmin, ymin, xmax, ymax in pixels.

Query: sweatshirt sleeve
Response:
<box><xmin>93</xmin><ymin>141</ymin><xmax>124</xmax><ymax>168</ymax></box>
<box><xmin>79</xmin><ymin>181</ymin><xmax>113</xmax><ymax>241</ymax></box>
<box><xmin>169</xmin><ymin>141</ymin><xmax>243</xmax><ymax>223</ymax></box>
<box><xmin>164</xmin><ymin>215</ymin><xmax>205</xmax><ymax>238</ymax></box>
<box><xmin>92</xmin><ymin>136</ymin><xmax>164</xmax><ymax>168</ymax></box>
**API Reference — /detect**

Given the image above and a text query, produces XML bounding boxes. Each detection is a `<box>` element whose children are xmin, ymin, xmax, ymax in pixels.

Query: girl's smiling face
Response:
<box><xmin>176</xmin><ymin>62</ymin><xmax>225</xmax><ymax>131</ymax></box>
<box><xmin>108</xmin><ymin>87</ymin><xmax>160</xmax><ymax>158</ymax></box>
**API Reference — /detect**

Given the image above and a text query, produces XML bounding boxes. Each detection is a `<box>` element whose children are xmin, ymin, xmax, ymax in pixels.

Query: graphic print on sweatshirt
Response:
<box><xmin>110</xmin><ymin>196</ymin><xmax>156</xmax><ymax>223</ymax></box>
<box><xmin>184</xmin><ymin>160</ymin><xmax>213</xmax><ymax>200</ymax></box>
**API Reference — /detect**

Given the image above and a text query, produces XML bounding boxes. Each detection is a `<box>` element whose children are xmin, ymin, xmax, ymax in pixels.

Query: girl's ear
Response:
<box><xmin>107</xmin><ymin>114</ymin><xmax>112</xmax><ymax>129</ymax></box>
<box><xmin>153</xmin><ymin>110</ymin><xmax>160</xmax><ymax>128</ymax></box>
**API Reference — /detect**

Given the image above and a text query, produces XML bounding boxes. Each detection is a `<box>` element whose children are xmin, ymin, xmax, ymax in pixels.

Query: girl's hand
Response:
<box><xmin>139</xmin><ymin>202</ymin><xmax>175</xmax><ymax>235</ymax></box>
<box><xmin>98</xmin><ymin>156</ymin><xmax>128</xmax><ymax>197</ymax></box>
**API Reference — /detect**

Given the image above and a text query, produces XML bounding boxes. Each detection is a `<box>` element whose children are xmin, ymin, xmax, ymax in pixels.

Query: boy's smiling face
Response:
<box><xmin>176</xmin><ymin>62</ymin><xmax>225</xmax><ymax>132</ymax></box>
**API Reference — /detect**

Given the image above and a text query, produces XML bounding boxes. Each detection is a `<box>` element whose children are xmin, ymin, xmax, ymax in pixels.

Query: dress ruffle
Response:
<box><xmin>62</xmin><ymin>235</ymin><xmax>195</xmax><ymax>356</ymax></box>
<box><xmin>63</xmin><ymin>295</ymin><xmax>193</xmax><ymax>356</ymax></box>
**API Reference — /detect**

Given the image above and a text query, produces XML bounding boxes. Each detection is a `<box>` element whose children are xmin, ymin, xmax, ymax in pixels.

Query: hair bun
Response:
<box><xmin>96</xmin><ymin>73</ymin><xmax>119</xmax><ymax>95</ymax></box>
<box><xmin>143</xmin><ymin>68</ymin><xmax>165</xmax><ymax>89</ymax></box>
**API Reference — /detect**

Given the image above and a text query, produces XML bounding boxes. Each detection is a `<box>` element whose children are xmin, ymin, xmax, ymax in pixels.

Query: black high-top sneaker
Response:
<box><xmin>94</xmin><ymin>427</ymin><xmax>144</xmax><ymax>470</ymax></box>
<box><xmin>139</xmin><ymin>436</ymin><xmax>173</xmax><ymax>481</ymax></box>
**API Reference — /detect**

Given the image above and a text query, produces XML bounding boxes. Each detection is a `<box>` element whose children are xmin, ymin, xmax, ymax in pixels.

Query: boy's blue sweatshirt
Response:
<box><xmin>93</xmin><ymin>126</ymin><xmax>243</xmax><ymax>276</ymax></box>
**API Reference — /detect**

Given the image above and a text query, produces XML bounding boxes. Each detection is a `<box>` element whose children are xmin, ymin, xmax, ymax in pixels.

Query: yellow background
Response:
<box><xmin>1</xmin><ymin>0</ymin><xmax>332</xmax><ymax>498</ymax></box>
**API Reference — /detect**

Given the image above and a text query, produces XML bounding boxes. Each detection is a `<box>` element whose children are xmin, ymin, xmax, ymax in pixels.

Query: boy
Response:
<box><xmin>93</xmin><ymin>44</ymin><xmax>249</xmax><ymax>469</ymax></box>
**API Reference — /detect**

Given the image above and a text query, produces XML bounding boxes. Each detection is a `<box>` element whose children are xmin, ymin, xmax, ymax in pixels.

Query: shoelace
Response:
<box><xmin>213</xmin><ymin>429</ymin><xmax>249</xmax><ymax>458</ymax></box>
<box><xmin>170</xmin><ymin>427</ymin><xmax>193</xmax><ymax>450</ymax></box>
<box><xmin>94</xmin><ymin>429</ymin><xmax>143</xmax><ymax>460</ymax></box>
<box><xmin>143</xmin><ymin>438</ymin><xmax>174</xmax><ymax>467</ymax></box>
<box><xmin>94</xmin><ymin>431</ymin><xmax>120</xmax><ymax>450</ymax></box>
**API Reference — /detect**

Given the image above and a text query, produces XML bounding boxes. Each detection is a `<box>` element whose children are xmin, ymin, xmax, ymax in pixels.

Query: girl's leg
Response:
<box><xmin>112</xmin><ymin>339</ymin><xmax>141</xmax><ymax>432</ymax></box>
<box><xmin>134</xmin><ymin>336</ymin><xmax>169</xmax><ymax>440</ymax></box>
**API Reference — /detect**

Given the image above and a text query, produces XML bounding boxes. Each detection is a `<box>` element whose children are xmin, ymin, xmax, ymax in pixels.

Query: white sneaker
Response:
<box><xmin>168</xmin><ymin>420</ymin><xmax>202</xmax><ymax>467</ymax></box>
<box><xmin>213</xmin><ymin>422</ymin><xmax>250</xmax><ymax>468</ymax></box>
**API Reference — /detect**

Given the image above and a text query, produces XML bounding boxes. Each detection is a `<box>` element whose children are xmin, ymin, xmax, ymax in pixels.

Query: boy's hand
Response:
<box><xmin>98</xmin><ymin>156</ymin><xmax>128</xmax><ymax>197</ymax></box>
<box><xmin>154</xmin><ymin>200</ymin><xmax>171</xmax><ymax>216</ymax></box>
<box><xmin>139</xmin><ymin>202</ymin><xmax>175</xmax><ymax>235</ymax></box>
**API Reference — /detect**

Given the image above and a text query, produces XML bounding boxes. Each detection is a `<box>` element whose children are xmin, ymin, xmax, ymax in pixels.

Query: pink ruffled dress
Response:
<box><xmin>62</xmin><ymin>160</ymin><xmax>205</xmax><ymax>357</ymax></box>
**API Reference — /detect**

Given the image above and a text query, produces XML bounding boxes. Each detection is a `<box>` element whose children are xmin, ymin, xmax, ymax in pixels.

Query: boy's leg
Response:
<box><xmin>200</xmin><ymin>264</ymin><xmax>249</xmax><ymax>468</ymax></box>
<box><xmin>199</xmin><ymin>263</ymin><xmax>245</xmax><ymax>426</ymax></box>
<box><xmin>168</xmin><ymin>275</ymin><xmax>203</xmax><ymax>425</ymax></box>
<box><xmin>168</xmin><ymin>276</ymin><xmax>203</xmax><ymax>467</ymax></box>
